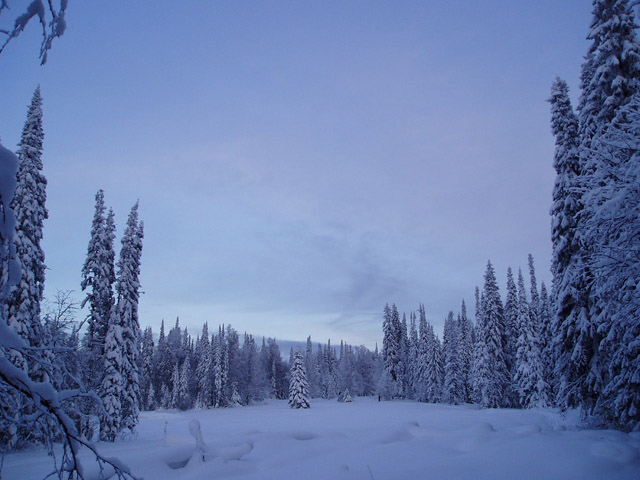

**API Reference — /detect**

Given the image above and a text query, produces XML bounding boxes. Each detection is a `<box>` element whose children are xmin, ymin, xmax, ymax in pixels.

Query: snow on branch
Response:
<box><xmin>0</xmin><ymin>0</ymin><xmax>67</xmax><ymax>64</ymax></box>
<box><xmin>0</xmin><ymin>322</ymin><xmax>140</xmax><ymax>480</ymax></box>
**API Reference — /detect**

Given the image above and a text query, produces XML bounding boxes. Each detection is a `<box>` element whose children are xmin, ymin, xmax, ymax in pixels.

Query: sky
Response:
<box><xmin>0</xmin><ymin>1</ymin><xmax>594</xmax><ymax>348</ymax></box>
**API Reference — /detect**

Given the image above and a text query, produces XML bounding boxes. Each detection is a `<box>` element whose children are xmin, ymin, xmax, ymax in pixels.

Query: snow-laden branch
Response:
<box><xmin>0</xmin><ymin>0</ymin><xmax>67</xmax><ymax>64</ymax></box>
<box><xmin>0</xmin><ymin>321</ymin><xmax>140</xmax><ymax>480</ymax></box>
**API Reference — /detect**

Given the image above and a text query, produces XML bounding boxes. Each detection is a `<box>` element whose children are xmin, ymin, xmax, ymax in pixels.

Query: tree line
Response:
<box><xmin>381</xmin><ymin>255</ymin><xmax>553</xmax><ymax>410</ymax></box>
<box><xmin>0</xmin><ymin>6</ymin><xmax>638</xmax><ymax>478</ymax></box>
<box><xmin>379</xmin><ymin>0</ymin><xmax>640</xmax><ymax>432</ymax></box>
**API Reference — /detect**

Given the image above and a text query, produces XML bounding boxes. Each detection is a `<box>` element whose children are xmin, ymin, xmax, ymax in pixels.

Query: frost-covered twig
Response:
<box><xmin>0</xmin><ymin>1</ymin><xmax>67</xmax><ymax>64</ymax></box>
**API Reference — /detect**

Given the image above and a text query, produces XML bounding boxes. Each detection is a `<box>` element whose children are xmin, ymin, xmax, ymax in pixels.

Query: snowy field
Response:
<box><xmin>3</xmin><ymin>397</ymin><xmax>640</xmax><ymax>480</ymax></box>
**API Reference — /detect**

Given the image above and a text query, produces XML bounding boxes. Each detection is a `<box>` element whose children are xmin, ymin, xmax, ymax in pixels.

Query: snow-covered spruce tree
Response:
<box><xmin>100</xmin><ymin>311</ymin><xmax>124</xmax><ymax>441</ymax></box>
<box><xmin>153</xmin><ymin>319</ymin><xmax>172</xmax><ymax>405</ymax></box>
<box><xmin>458</xmin><ymin>300</ymin><xmax>474</xmax><ymax>403</ymax></box>
<box><xmin>575</xmin><ymin>0</ymin><xmax>640</xmax><ymax>414</ymax></box>
<box><xmin>289</xmin><ymin>349</ymin><xmax>310</xmax><ymax>409</ymax></box>
<box><xmin>146</xmin><ymin>382</ymin><xmax>157</xmax><ymax>411</ymax></box>
<box><xmin>442</xmin><ymin>311</ymin><xmax>462</xmax><ymax>404</ymax></box>
<box><xmin>381</xmin><ymin>304</ymin><xmax>400</xmax><ymax>398</ymax></box>
<box><xmin>407</xmin><ymin>312</ymin><xmax>420</xmax><ymax>400</ymax></box>
<box><xmin>230</xmin><ymin>383</ymin><xmax>242</xmax><ymax>407</ymax></box>
<box><xmin>514</xmin><ymin>270</ymin><xmax>549</xmax><ymax>408</ymax></box>
<box><xmin>337</xmin><ymin>341</ymin><xmax>355</xmax><ymax>400</ymax></box>
<box><xmin>528</xmin><ymin>255</ymin><xmax>551</xmax><ymax>404</ymax></box>
<box><xmin>502</xmin><ymin>267</ymin><xmax>519</xmax><ymax>406</ymax></box>
<box><xmin>472</xmin><ymin>287</ymin><xmax>487</xmax><ymax>404</ymax></box>
<box><xmin>6</xmin><ymin>86</ymin><xmax>53</xmax><ymax>383</ymax></box>
<box><xmin>100</xmin><ymin>202</ymin><xmax>144</xmax><ymax>438</ymax></box>
<box><xmin>548</xmin><ymin>77</ymin><xmax>586</xmax><ymax>409</ymax></box>
<box><xmin>420</xmin><ymin>318</ymin><xmax>443</xmax><ymax>403</ymax></box>
<box><xmin>538</xmin><ymin>281</ymin><xmax>554</xmax><ymax>400</ymax></box>
<box><xmin>195</xmin><ymin>323</ymin><xmax>213</xmax><ymax>408</ymax></box>
<box><xmin>397</xmin><ymin>313</ymin><xmax>409</xmax><ymax>398</ymax></box>
<box><xmin>0</xmin><ymin>142</ymin><xmax>22</xmax><ymax>448</ymax></box>
<box><xmin>305</xmin><ymin>336</ymin><xmax>320</xmax><ymax>398</ymax></box>
<box><xmin>140</xmin><ymin>326</ymin><xmax>154</xmax><ymax>410</ymax></box>
<box><xmin>578</xmin><ymin>0</ymin><xmax>640</xmax><ymax>146</ymax></box>
<box><xmin>325</xmin><ymin>340</ymin><xmax>339</xmax><ymax>399</ymax></box>
<box><xmin>474</xmin><ymin>261</ymin><xmax>508</xmax><ymax>408</ymax></box>
<box><xmin>0</xmin><ymin>142</ymin><xmax>18</xmax><ymax>319</ymax></box>
<box><xmin>413</xmin><ymin>305</ymin><xmax>428</xmax><ymax>401</ymax></box>
<box><xmin>225</xmin><ymin>327</ymin><xmax>241</xmax><ymax>403</ymax></box>
<box><xmin>114</xmin><ymin>203</ymin><xmax>144</xmax><ymax>431</ymax></box>
<box><xmin>316</xmin><ymin>343</ymin><xmax>331</xmax><ymax>399</ymax></box>
<box><xmin>169</xmin><ymin>362</ymin><xmax>181</xmax><ymax>409</ymax></box>
<box><xmin>81</xmin><ymin>190</ymin><xmax>116</xmax><ymax>391</ymax></box>
<box><xmin>240</xmin><ymin>333</ymin><xmax>266</xmax><ymax>404</ymax></box>
<box><xmin>175</xmin><ymin>358</ymin><xmax>193</xmax><ymax>410</ymax></box>
<box><xmin>584</xmin><ymin>94</ymin><xmax>640</xmax><ymax>430</ymax></box>
<box><xmin>160</xmin><ymin>383</ymin><xmax>171</xmax><ymax>409</ymax></box>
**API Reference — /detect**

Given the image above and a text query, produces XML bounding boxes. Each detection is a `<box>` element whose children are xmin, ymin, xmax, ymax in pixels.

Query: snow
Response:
<box><xmin>3</xmin><ymin>398</ymin><xmax>639</xmax><ymax>480</ymax></box>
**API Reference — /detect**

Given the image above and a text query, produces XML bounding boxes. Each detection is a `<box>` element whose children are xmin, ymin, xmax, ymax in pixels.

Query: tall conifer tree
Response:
<box><xmin>289</xmin><ymin>349</ymin><xmax>310</xmax><ymax>409</ymax></box>
<box><xmin>81</xmin><ymin>190</ymin><xmax>116</xmax><ymax>389</ymax></box>
<box><xmin>7</xmin><ymin>86</ymin><xmax>51</xmax><ymax>381</ymax></box>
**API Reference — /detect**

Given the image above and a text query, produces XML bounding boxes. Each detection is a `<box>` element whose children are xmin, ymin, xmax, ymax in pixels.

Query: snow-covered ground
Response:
<box><xmin>3</xmin><ymin>397</ymin><xmax>640</xmax><ymax>480</ymax></box>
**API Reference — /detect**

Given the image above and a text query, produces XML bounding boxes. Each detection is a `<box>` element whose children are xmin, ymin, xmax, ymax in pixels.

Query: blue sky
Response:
<box><xmin>0</xmin><ymin>1</ymin><xmax>592</xmax><ymax>347</ymax></box>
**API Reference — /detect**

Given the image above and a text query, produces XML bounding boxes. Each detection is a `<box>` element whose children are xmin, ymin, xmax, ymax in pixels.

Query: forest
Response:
<box><xmin>0</xmin><ymin>1</ymin><xmax>639</xmax><ymax>479</ymax></box>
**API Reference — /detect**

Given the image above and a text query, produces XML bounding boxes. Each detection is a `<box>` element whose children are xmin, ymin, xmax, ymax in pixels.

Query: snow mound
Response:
<box><xmin>380</xmin><ymin>426</ymin><xmax>415</xmax><ymax>444</ymax></box>
<box><xmin>509</xmin><ymin>424</ymin><xmax>542</xmax><ymax>436</ymax></box>
<box><xmin>291</xmin><ymin>431</ymin><xmax>319</xmax><ymax>441</ymax></box>
<box><xmin>164</xmin><ymin>446</ymin><xmax>196</xmax><ymax>470</ymax></box>
<box><xmin>458</xmin><ymin>422</ymin><xmax>496</xmax><ymax>452</ymax></box>
<box><xmin>590</xmin><ymin>441</ymin><xmax>638</xmax><ymax>465</ymax></box>
<box><xmin>213</xmin><ymin>441</ymin><xmax>254</xmax><ymax>461</ymax></box>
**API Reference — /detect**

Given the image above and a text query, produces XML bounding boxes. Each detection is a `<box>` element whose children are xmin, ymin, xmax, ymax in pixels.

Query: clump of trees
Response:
<box><xmin>379</xmin><ymin>0</ymin><xmax>640</xmax><ymax>433</ymax></box>
<box><xmin>381</xmin><ymin>255</ymin><xmax>552</xmax><ymax>411</ymax></box>
<box><xmin>0</xmin><ymin>88</ymin><xmax>139</xmax><ymax>478</ymax></box>
<box><xmin>549</xmin><ymin>0</ymin><xmax>640</xmax><ymax>431</ymax></box>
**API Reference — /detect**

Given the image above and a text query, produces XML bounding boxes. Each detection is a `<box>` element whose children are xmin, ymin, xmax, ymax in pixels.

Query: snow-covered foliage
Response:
<box><xmin>6</xmin><ymin>86</ymin><xmax>50</xmax><ymax>383</ymax></box>
<box><xmin>473</xmin><ymin>262</ymin><xmax>508</xmax><ymax>408</ymax></box>
<box><xmin>442</xmin><ymin>312</ymin><xmax>462</xmax><ymax>404</ymax></box>
<box><xmin>0</xmin><ymin>0</ymin><xmax>68</xmax><ymax>64</ymax></box>
<box><xmin>140</xmin><ymin>326</ymin><xmax>155</xmax><ymax>410</ymax></box>
<box><xmin>457</xmin><ymin>300</ymin><xmax>474</xmax><ymax>403</ymax></box>
<box><xmin>502</xmin><ymin>267</ymin><xmax>519</xmax><ymax>406</ymax></box>
<box><xmin>81</xmin><ymin>190</ymin><xmax>116</xmax><ymax>392</ymax></box>
<box><xmin>100</xmin><ymin>202</ymin><xmax>144</xmax><ymax>439</ymax></box>
<box><xmin>115</xmin><ymin>203</ymin><xmax>144</xmax><ymax>431</ymax></box>
<box><xmin>0</xmin><ymin>138</ymin><xmax>136</xmax><ymax>477</ymax></box>
<box><xmin>416</xmin><ymin>304</ymin><xmax>442</xmax><ymax>403</ymax></box>
<box><xmin>584</xmin><ymin>93</ymin><xmax>640</xmax><ymax>430</ymax></box>
<box><xmin>549</xmin><ymin>77</ymin><xmax>586</xmax><ymax>410</ymax></box>
<box><xmin>381</xmin><ymin>303</ymin><xmax>400</xmax><ymax>399</ymax></box>
<box><xmin>550</xmin><ymin>0</ymin><xmax>640</xmax><ymax>430</ymax></box>
<box><xmin>514</xmin><ymin>270</ymin><xmax>549</xmax><ymax>408</ymax></box>
<box><xmin>288</xmin><ymin>349</ymin><xmax>310</xmax><ymax>409</ymax></box>
<box><xmin>0</xmin><ymin>322</ymin><xmax>138</xmax><ymax>479</ymax></box>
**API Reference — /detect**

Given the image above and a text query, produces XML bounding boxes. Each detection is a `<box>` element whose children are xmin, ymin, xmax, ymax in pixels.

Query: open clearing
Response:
<box><xmin>3</xmin><ymin>397</ymin><xmax>640</xmax><ymax>480</ymax></box>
